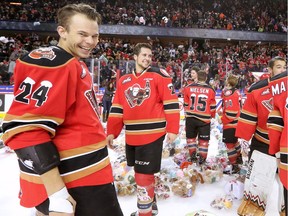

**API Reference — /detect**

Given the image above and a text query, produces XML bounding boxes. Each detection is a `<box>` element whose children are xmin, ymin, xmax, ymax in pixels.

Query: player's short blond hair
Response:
<box><xmin>57</xmin><ymin>3</ymin><xmax>102</xmax><ymax>31</ymax></box>
<box><xmin>226</xmin><ymin>74</ymin><xmax>238</xmax><ymax>88</ymax></box>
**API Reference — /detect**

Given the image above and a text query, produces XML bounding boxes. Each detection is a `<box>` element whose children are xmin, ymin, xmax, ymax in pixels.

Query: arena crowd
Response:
<box><xmin>0</xmin><ymin>0</ymin><xmax>286</xmax><ymax>33</ymax></box>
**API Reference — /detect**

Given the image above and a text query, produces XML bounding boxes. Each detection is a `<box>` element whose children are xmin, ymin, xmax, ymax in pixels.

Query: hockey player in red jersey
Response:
<box><xmin>221</xmin><ymin>74</ymin><xmax>242</xmax><ymax>173</ymax></box>
<box><xmin>183</xmin><ymin>70</ymin><xmax>216</xmax><ymax>164</ymax></box>
<box><xmin>236</xmin><ymin>56</ymin><xmax>286</xmax><ymax>216</ymax></box>
<box><xmin>236</xmin><ymin>56</ymin><xmax>286</xmax><ymax>159</ymax></box>
<box><xmin>267</xmin><ymin>70</ymin><xmax>288</xmax><ymax>214</ymax></box>
<box><xmin>107</xmin><ymin>43</ymin><xmax>180</xmax><ymax>216</ymax></box>
<box><xmin>1</xmin><ymin>4</ymin><xmax>123</xmax><ymax>216</ymax></box>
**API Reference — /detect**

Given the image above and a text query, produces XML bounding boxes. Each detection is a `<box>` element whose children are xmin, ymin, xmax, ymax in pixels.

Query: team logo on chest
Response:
<box><xmin>124</xmin><ymin>81</ymin><xmax>151</xmax><ymax>108</ymax></box>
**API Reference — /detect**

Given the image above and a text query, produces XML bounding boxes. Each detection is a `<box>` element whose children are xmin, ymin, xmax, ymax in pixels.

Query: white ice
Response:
<box><xmin>0</xmin><ymin>131</ymin><xmax>281</xmax><ymax>216</ymax></box>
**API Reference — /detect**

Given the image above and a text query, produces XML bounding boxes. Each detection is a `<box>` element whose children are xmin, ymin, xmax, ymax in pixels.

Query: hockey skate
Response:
<box><xmin>131</xmin><ymin>196</ymin><xmax>158</xmax><ymax>216</ymax></box>
<box><xmin>190</xmin><ymin>151</ymin><xmax>198</xmax><ymax>163</ymax></box>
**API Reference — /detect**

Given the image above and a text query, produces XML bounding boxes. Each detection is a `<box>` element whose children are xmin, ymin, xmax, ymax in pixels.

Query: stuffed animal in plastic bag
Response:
<box><xmin>154</xmin><ymin>173</ymin><xmax>171</xmax><ymax>200</ymax></box>
<box><xmin>224</xmin><ymin>179</ymin><xmax>244</xmax><ymax>200</ymax></box>
<box><xmin>172</xmin><ymin>178</ymin><xmax>195</xmax><ymax>197</ymax></box>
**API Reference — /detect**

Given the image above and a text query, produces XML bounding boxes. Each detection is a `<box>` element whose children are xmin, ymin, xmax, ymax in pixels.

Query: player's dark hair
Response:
<box><xmin>133</xmin><ymin>43</ymin><xmax>152</xmax><ymax>56</ymax></box>
<box><xmin>197</xmin><ymin>70</ymin><xmax>207</xmax><ymax>82</ymax></box>
<box><xmin>191</xmin><ymin>66</ymin><xmax>200</xmax><ymax>73</ymax></box>
<box><xmin>57</xmin><ymin>3</ymin><xmax>102</xmax><ymax>31</ymax></box>
<box><xmin>107</xmin><ymin>80</ymin><xmax>114</xmax><ymax>91</ymax></box>
<box><xmin>268</xmin><ymin>56</ymin><xmax>286</xmax><ymax>68</ymax></box>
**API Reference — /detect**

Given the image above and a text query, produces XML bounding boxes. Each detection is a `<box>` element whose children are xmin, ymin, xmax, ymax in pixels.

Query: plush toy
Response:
<box><xmin>202</xmin><ymin>168</ymin><xmax>223</xmax><ymax>184</ymax></box>
<box><xmin>123</xmin><ymin>169</ymin><xmax>135</xmax><ymax>185</ymax></box>
<box><xmin>172</xmin><ymin>178</ymin><xmax>195</xmax><ymax>197</ymax></box>
<box><xmin>187</xmin><ymin>168</ymin><xmax>204</xmax><ymax>185</ymax></box>
<box><xmin>162</xmin><ymin>148</ymin><xmax>170</xmax><ymax>158</ymax></box>
<box><xmin>154</xmin><ymin>173</ymin><xmax>171</xmax><ymax>200</ymax></box>
<box><xmin>210</xmin><ymin>194</ymin><xmax>233</xmax><ymax>209</ymax></box>
<box><xmin>224</xmin><ymin>179</ymin><xmax>244</xmax><ymax>200</ymax></box>
<box><xmin>115</xmin><ymin>181</ymin><xmax>136</xmax><ymax>196</ymax></box>
<box><xmin>173</xmin><ymin>149</ymin><xmax>189</xmax><ymax>166</ymax></box>
<box><xmin>112</xmin><ymin>160</ymin><xmax>129</xmax><ymax>181</ymax></box>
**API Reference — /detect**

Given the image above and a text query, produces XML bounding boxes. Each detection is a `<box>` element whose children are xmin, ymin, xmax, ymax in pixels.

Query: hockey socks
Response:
<box><xmin>226</xmin><ymin>142</ymin><xmax>238</xmax><ymax>164</ymax></box>
<box><xmin>135</xmin><ymin>173</ymin><xmax>155</xmax><ymax>216</ymax></box>
<box><xmin>198</xmin><ymin>139</ymin><xmax>209</xmax><ymax>162</ymax></box>
<box><xmin>187</xmin><ymin>138</ymin><xmax>197</xmax><ymax>156</ymax></box>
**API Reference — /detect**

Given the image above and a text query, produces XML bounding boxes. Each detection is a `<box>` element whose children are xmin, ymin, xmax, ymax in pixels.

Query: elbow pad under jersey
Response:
<box><xmin>15</xmin><ymin>141</ymin><xmax>60</xmax><ymax>175</ymax></box>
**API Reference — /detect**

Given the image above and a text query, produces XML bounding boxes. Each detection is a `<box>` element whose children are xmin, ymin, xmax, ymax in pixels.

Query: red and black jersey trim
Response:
<box><xmin>18</xmin><ymin>146</ymin><xmax>109</xmax><ymax>175</ymax></box>
<box><xmin>267</xmin><ymin>116</ymin><xmax>284</xmax><ymax>128</ymax></box>
<box><xmin>164</xmin><ymin>103</ymin><xmax>180</xmax><ymax>110</ymax></box>
<box><xmin>125</xmin><ymin>121</ymin><xmax>166</xmax><ymax>131</ymax></box>
<box><xmin>239</xmin><ymin>112</ymin><xmax>257</xmax><ymax>122</ymax></box>
<box><xmin>210</xmin><ymin>105</ymin><xmax>216</xmax><ymax>110</ymax></box>
<box><xmin>255</xmin><ymin>129</ymin><xmax>269</xmax><ymax>141</ymax></box>
<box><xmin>110</xmin><ymin>107</ymin><xmax>123</xmax><ymax>114</ymax></box>
<box><xmin>280</xmin><ymin>154</ymin><xmax>288</xmax><ymax>164</ymax></box>
<box><xmin>228</xmin><ymin>120</ymin><xmax>238</xmax><ymax>125</ymax></box>
<box><xmin>186</xmin><ymin>113</ymin><xmax>211</xmax><ymax>120</ymax></box>
<box><xmin>2</xmin><ymin>120</ymin><xmax>58</xmax><ymax>133</ymax></box>
<box><xmin>226</xmin><ymin>111</ymin><xmax>238</xmax><ymax>118</ymax></box>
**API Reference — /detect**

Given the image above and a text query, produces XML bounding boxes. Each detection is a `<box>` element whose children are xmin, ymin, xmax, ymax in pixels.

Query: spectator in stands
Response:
<box><xmin>0</xmin><ymin>0</ymin><xmax>286</xmax><ymax>33</ymax></box>
<box><xmin>102</xmin><ymin>80</ymin><xmax>115</xmax><ymax>122</ymax></box>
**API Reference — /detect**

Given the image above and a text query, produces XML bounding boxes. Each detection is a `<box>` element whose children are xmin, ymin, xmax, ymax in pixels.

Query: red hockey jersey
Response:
<box><xmin>183</xmin><ymin>82</ymin><xmax>216</xmax><ymax>123</ymax></box>
<box><xmin>267</xmin><ymin>71</ymin><xmax>288</xmax><ymax>189</ymax></box>
<box><xmin>107</xmin><ymin>66</ymin><xmax>180</xmax><ymax>146</ymax></box>
<box><xmin>221</xmin><ymin>88</ymin><xmax>242</xmax><ymax>129</ymax></box>
<box><xmin>2</xmin><ymin>46</ymin><xmax>113</xmax><ymax>207</ymax></box>
<box><xmin>236</xmin><ymin>79</ymin><xmax>272</xmax><ymax>144</ymax></box>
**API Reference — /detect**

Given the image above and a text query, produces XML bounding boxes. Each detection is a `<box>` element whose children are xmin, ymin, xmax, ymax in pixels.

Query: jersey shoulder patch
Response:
<box><xmin>224</xmin><ymin>89</ymin><xmax>233</xmax><ymax>96</ymax></box>
<box><xmin>22</xmin><ymin>46</ymin><xmax>74</xmax><ymax>67</ymax></box>
<box><xmin>248</xmin><ymin>79</ymin><xmax>268</xmax><ymax>93</ymax></box>
<box><xmin>148</xmin><ymin>66</ymin><xmax>171</xmax><ymax>78</ymax></box>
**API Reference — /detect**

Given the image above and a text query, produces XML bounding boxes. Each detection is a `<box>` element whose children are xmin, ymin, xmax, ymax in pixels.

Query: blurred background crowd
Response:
<box><xmin>0</xmin><ymin>0</ymin><xmax>286</xmax><ymax>92</ymax></box>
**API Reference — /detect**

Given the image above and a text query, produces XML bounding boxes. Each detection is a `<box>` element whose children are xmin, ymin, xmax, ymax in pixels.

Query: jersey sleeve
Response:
<box><xmin>210</xmin><ymin>90</ymin><xmax>216</xmax><ymax>118</ymax></box>
<box><xmin>106</xmin><ymin>79</ymin><xmax>124</xmax><ymax>138</ymax></box>
<box><xmin>267</xmin><ymin>109</ymin><xmax>282</xmax><ymax>154</ymax></box>
<box><xmin>183</xmin><ymin>87</ymin><xmax>189</xmax><ymax>112</ymax></box>
<box><xmin>158</xmin><ymin>74</ymin><xmax>180</xmax><ymax>134</ymax></box>
<box><xmin>235</xmin><ymin>91</ymin><xmax>257</xmax><ymax>141</ymax></box>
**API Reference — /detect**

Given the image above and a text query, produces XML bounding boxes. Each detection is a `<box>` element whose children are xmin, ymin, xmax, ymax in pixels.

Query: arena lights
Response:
<box><xmin>10</xmin><ymin>2</ymin><xmax>22</xmax><ymax>5</ymax></box>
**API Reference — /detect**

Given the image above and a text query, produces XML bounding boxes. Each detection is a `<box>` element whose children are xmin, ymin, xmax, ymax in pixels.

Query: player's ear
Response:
<box><xmin>133</xmin><ymin>54</ymin><xmax>137</xmax><ymax>61</ymax></box>
<box><xmin>57</xmin><ymin>26</ymin><xmax>67</xmax><ymax>40</ymax></box>
<box><xmin>267</xmin><ymin>67</ymin><xmax>272</xmax><ymax>76</ymax></box>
